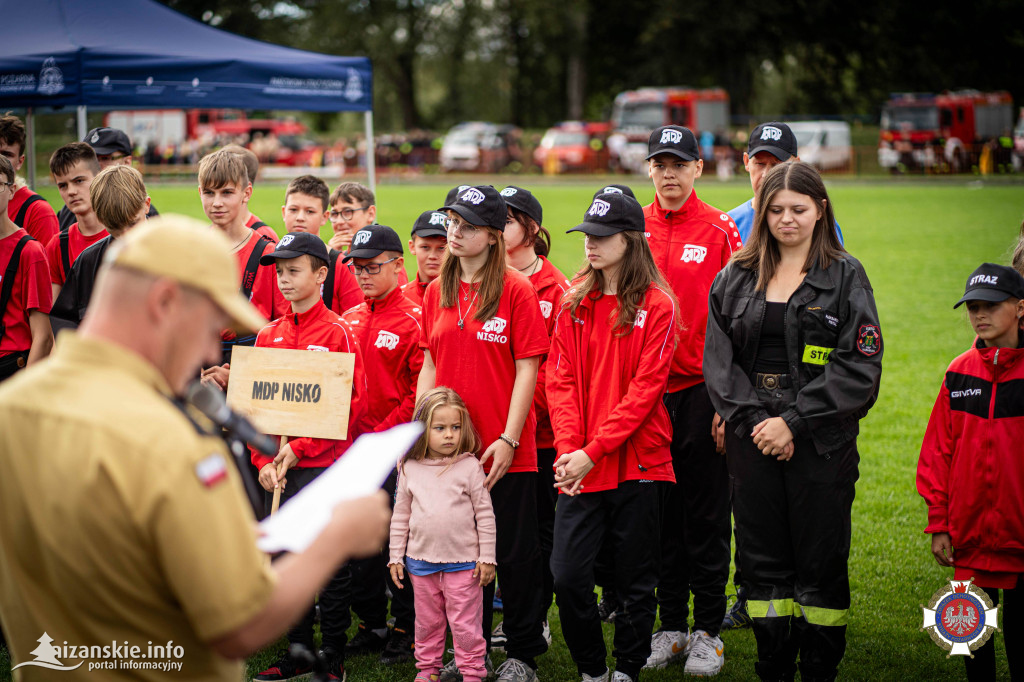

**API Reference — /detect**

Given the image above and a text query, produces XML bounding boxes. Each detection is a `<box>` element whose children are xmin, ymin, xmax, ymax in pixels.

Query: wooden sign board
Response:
<box><xmin>226</xmin><ymin>345</ymin><xmax>354</xmax><ymax>441</ymax></box>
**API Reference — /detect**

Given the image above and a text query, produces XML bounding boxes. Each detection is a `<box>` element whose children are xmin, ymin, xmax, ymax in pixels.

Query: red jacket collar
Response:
<box><xmin>974</xmin><ymin>333</ymin><xmax>1024</xmax><ymax>368</ymax></box>
<box><xmin>289</xmin><ymin>299</ymin><xmax>330</xmax><ymax>326</ymax></box>
<box><xmin>366</xmin><ymin>283</ymin><xmax>407</xmax><ymax>312</ymax></box>
<box><xmin>653</xmin><ymin>189</ymin><xmax>700</xmax><ymax>221</ymax></box>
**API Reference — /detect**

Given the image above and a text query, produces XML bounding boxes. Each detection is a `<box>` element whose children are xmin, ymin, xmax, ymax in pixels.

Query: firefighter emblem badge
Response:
<box><xmin>921</xmin><ymin>579</ymin><xmax>998</xmax><ymax>656</ymax></box>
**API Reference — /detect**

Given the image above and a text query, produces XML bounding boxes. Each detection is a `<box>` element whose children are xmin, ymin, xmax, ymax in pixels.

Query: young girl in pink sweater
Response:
<box><xmin>390</xmin><ymin>387</ymin><xmax>497</xmax><ymax>682</ymax></box>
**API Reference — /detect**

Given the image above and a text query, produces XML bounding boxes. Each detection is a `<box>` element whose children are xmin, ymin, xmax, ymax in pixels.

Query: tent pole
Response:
<box><xmin>25</xmin><ymin>108</ymin><xmax>36</xmax><ymax>191</ymax></box>
<box><xmin>77</xmin><ymin>105</ymin><xmax>87</xmax><ymax>140</ymax></box>
<box><xmin>364</xmin><ymin>110</ymin><xmax>376</xmax><ymax>199</ymax></box>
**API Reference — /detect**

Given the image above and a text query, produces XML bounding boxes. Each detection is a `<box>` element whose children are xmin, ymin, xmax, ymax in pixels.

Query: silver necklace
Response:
<box><xmin>457</xmin><ymin>282</ymin><xmax>479</xmax><ymax>330</ymax></box>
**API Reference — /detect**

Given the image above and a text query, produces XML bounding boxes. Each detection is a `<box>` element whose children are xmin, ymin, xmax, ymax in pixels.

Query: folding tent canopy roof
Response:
<box><xmin>0</xmin><ymin>0</ymin><xmax>372</xmax><ymax>112</ymax></box>
<box><xmin>0</xmin><ymin>0</ymin><xmax>376</xmax><ymax>190</ymax></box>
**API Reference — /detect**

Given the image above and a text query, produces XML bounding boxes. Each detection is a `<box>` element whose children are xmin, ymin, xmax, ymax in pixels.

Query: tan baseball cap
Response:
<box><xmin>104</xmin><ymin>214</ymin><xmax>268</xmax><ymax>333</ymax></box>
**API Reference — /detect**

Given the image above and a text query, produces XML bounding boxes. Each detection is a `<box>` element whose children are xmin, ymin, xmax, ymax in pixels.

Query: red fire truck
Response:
<box><xmin>609</xmin><ymin>87</ymin><xmax>730</xmax><ymax>173</ymax></box>
<box><xmin>878</xmin><ymin>90</ymin><xmax>1014</xmax><ymax>172</ymax></box>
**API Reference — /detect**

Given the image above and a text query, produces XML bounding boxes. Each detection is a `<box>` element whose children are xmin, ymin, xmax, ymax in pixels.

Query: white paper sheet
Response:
<box><xmin>257</xmin><ymin>422</ymin><xmax>422</xmax><ymax>553</ymax></box>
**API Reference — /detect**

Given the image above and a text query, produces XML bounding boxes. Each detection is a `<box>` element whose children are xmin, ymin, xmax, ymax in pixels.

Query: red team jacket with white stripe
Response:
<box><xmin>342</xmin><ymin>286</ymin><xmax>424</xmax><ymax>432</ymax></box>
<box><xmin>643</xmin><ymin>191</ymin><xmax>742</xmax><ymax>393</ymax></box>
<box><xmin>250</xmin><ymin>300</ymin><xmax>367</xmax><ymax>470</ymax></box>
<box><xmin>547</xmin><ymin>284</ymin><xmax>677</xmax><ymax>492</ymax></box>
<box><xmin>917</xmin><ymin>338</ymin><xmax>1024</xmax><ymax>585</ymax></box>
<box><xmin>529</xmin><ymin>256</ymin><xmax>570</xmax><ymax>450</ymax></box>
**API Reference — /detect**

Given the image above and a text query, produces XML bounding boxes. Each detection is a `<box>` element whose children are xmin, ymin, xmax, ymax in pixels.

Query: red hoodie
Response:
<box><xmin>250</xmin><ymin>300</ymin><xmax>367</xmax><ymax>470</ymax></box>
<box><xmin>917</xmin><ymin>337</ymin><xmax>1024</xmax><ymax>588</ymax></box>
<box><xmin>547</xmin><ymin>283</ymin><xmax>677</xmax><ymax>492</ymax></box>
<box><xmin>643</xmin><ymin>191</ymin><xmax>742</xmax><ymax>392</ymax></box>
<box><xmin>342</xmin><ymin>286</ymin><xmax>423</xmax><ymax>432</ymax></box>
<box><xmin>528</xmin><ymin>256</ymin><xmax>570</xmax><ymax>450</ymax></box>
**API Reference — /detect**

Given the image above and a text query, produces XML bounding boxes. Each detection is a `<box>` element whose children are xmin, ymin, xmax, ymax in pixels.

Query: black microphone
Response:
<box><xmin>186</xmin><ymin>382</ymin><xmax>278</xmax><ymax>456</ymax></box>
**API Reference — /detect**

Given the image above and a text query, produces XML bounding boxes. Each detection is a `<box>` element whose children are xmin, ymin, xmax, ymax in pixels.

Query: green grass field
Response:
<box><xmin>11</xmin><ymin>177</ymin><xmax>1024</xmax><ymax>681</ymax></box>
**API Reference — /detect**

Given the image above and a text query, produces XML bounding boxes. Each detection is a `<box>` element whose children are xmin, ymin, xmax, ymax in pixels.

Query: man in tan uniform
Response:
<box><xmin>0</xmin><ymin>216</ymin><xmax>390</xmax><ymax>681</ymax></box>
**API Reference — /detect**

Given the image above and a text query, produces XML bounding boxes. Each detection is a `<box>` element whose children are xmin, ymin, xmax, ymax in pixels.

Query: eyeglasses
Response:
<box><xmin>348</xmin><ymin>257</ymin><xmax>398</xmax><ymax>275</ymax></box>
<box><xmin>445</xmin><ymin>217</ymin><xmax>480</xmax><ymax>236</ymax></box>
<box><xmin>330</xmin><ymin>206</ymin><xmax>370</xmax><ymax>221</ymax></box>
<box><xmin>97</xmin><ymin>153</ymin><xmax>127</xmax><ymax>162</ymax></box>
<box><xmin>0</xmin><ymin>182</ymin><xmax>14</xmax><ymax>193</ymax></box>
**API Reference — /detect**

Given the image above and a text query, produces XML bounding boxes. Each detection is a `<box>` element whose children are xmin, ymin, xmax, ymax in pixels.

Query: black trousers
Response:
<box><xmin>266</xmin><ymin>467</ymin><xmax>353</xmax><ymax>653</ymax></box>
<box><xmin>965</xmin><ymin>578</ymin><xmax>1022</xmax><ymax>682</ymax></box>
<box><xmin>0</xmin><ymin>350</ymin><xmax>28</xmax><ymax>382</ymax></box>
<box><xmin>552</xmin><ymin>481</ymin><xmax>661</xmax><ymax>681</ymax></box>
<box><xmin>536</xmin><ymin>447</ymin><xmax>558</xmax><ymax>616</ymax></box>
<box><xmin>481</xmin><ymin>471</ymin><xmax>548</xmax><ymax>663</ymax></box>
<box><xmin>657</xmin><ymin>383</ymin><xmax>731</xmax><ymax>635</ymax></box>
<box><xmin>726</xmin><ymin>385</ymin><xmax>859</xmax><ymax>682</ymax></box>
<box><xmin>351</xmin><ymin>469</ymin><xmax>415</xmax><ymax>632</ymax></box>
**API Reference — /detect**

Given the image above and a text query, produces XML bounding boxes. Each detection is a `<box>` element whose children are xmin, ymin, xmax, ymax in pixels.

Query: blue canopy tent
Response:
<box><xmin>0</xmin><ymin>0</ymin><xmax>376</xmax><ymax>191</ymax></box>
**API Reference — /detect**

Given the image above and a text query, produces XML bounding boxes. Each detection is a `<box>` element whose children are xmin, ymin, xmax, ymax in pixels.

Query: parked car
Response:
<box><xmin>788</xmin><ymin>121</ymin><xmax>852</xmax><ymax>171</ymax></box>
<box><xmin>533</xmin><ymin>121</ymin><xmax>610</xmax><ymax>173</ymax></box>
<box><xmin>440</xmin><ymin>122</ymin><xmax>521</xmax><ymax>172</ymax></box>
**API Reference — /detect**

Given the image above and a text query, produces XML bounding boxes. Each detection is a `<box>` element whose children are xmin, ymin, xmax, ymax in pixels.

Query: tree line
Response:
<box><xmin>161</xmin><ymin>0</ymin><xmax>1024</xmax><ymax>132</ymax></box>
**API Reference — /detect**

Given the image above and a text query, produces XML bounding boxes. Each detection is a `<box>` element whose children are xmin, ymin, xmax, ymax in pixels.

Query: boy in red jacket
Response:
<box><xmin>918</xmin><ymin>263</ymin><xmax>1024</xmax><ymax>682</ymax></box>
<box><xmin>642</xmin><ymin>125</ymin><xmax>742</xmax><ymax>676</ymax></box>
<box><xmin>402</xmin><ymin>209</ymin><xmax>448</xmax><ymax>306</ymax></box>
<box><xmin>250</xmin><ymin>230</ymin><xmax>368</xmax><ymax>682</ymax></box>
<box><xmin>341</xmin><ymin>223</ymin><xmax>423</xmax><ymax>663</ymax></box>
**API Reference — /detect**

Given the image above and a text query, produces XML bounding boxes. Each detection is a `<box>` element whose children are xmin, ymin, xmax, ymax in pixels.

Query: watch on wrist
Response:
<box><xmin>499</xmin><ymin>434</ymin><xmax>520</xmax><ymax>449</ymax></box>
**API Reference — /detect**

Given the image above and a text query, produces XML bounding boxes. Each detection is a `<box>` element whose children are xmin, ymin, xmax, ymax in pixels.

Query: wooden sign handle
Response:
<box><xmin>269</xmin><ymin>436</ymin><xmax>289</xmax><ymax>516</ymax></box>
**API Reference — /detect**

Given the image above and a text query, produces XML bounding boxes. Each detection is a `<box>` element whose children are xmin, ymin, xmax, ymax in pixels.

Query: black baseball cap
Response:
<box><xmin>748</xmin><ymin>122</ymin><xmax>798</xmax><ymax>161</ymax></box>
<box><xmin>343</xmin><ymin>224</ymin><xmax>405</xmax><ymax>262</ymax></box>
<box><xmin>568</xmin><ymin>193</ymin><xmax>645</xmax><ymax>237</ymax></box>
<box><xmin>646</xmin><ymin>125</ymin><xmax>699</xmax><ymax>161</ymax></box>
<box><xmin>500</xmin><ymin>186</ymin><xmax>543</xmax><ymax>225</ymax></box>
<box><xmin>412</xmin><ymin>210</ymin><xmax>449</xmax><ymax>239</ymax></box>
<box><xmin>592</xmin><ymin>184</ymin><xmax>636</xmax><ymax>201</ymax></box>
<box><xmin>260</xmin><ymin>231</ymin><xmax>329</xmax><ymax>265</ymax></box>
<box><xmin>954</xmin><ymin>263</ymin><xmax>1024</xmax><ymax>308</ymax></box>
<box><xmin>84</xmin><ymin>127</ymin><xmax>133</xmax><ymax>156</ymax></box>
<box><xmin>442</xmin><ymin>185</ymin><xmax>472</xmax><ymax>210</ymax></box>
<box><xmin>442</xmin><ymin>185</ymin><xmax>507</xmax><ymax>232</ymax></box>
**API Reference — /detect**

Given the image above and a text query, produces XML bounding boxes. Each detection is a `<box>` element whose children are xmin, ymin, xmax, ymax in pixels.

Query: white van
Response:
<box><xmin>787</xmin><ymin>121</ymin><xmax>852</xmax><ymax>171</ymax></box>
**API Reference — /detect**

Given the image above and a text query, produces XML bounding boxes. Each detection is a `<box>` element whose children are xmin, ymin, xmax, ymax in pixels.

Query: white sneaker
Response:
<box><xmin>490</xmin><ymin>621</ymin><xmax>507</xmax><ymax>652</ymax></box>
<box><xmin>643</xmin><ymin>629</ymin><xmax>690</xmax><ymax>669</ymax></box>
<box><xmin>581</xmin><ymin>669</ymin><xmax>609</xmax><ymax>682</ymax></box>
<box><xmin>611</xmin><ymin>673</ymin><xmax>634</xmax><ymax>682</ymax></box>
<box><xmin>542</xmin><ymin>620</ymin><xmax>552</xmax><ymax>647</ymax></box>
<box><xmin>495</xmin><ymin>658</ymin><xmax>537</xmax><ymax>682</ymax></box>
<box><xmin>682</xmin><ymin>629</ymin><xmax>724</xmax><ymax>677</ymax></box>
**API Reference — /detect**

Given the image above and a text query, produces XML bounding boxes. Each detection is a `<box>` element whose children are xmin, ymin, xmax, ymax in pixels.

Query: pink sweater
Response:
<box><xmin>389</xmin><ymin>452</ymin><xmax>497</xmax><ymax>566</ymax></box>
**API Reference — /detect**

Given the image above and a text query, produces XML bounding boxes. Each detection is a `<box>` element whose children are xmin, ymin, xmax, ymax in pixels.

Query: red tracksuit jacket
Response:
<box><xmin>529</xmin><ymin>256</ymin><xmax>570</xmax><ymax>450</ymax></box>
<box><xmin>917</xmin><ymin>337</ymin><xmax>1024</xmax><ymax>586</ymax></box>
<box><xmin>250</xmin><ymin>300</ymin><xmax>367</xmax><ymax>470</ymax></box>
<box><xmin>546</xmin><ymin>283</ymin><xmax>678</xmax><ymax>492</ymax></box>
<box><xmin>341</xmin><ymin>286</ymin><xmax>423</xmax><ymax>432</ymax></box>
<box><xmin>644</xmin><ymin>191</ymin><xmax>742</xmax><ymax>392</ymax></box>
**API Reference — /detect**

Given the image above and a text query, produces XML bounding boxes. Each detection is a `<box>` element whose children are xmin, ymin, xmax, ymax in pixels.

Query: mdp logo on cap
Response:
<box><xmin>353</xmin><ymin>230</ymin><xmax>372</xmax><ymax>246</ymax></box>
<box><xmin>588</xmin><ymin>199</ymin><xmax>611</xmax><ymax>217</ymax></box>
<box><xmin>278</xmin><ymin>234</ymin><xmax>295</xmax><ymax>247</ymax></box>
<box><xmin>500</xmin><ymin>187</ymin><xmax>518</xmax><ymax>197</ymax></box>
<box><xmin>660</xmin><ymin>128</ymin><xmax>683</xmax><ymax>145</ymax></box>
<box><xmin>921</xmin><ymin>579</ymin><xmax>998</xmax><ymax>656</ymax></box>
<box><xmin>460</xmin><ymin>188</ymin><xmax>486</xmax><ymax>205</ymax></box>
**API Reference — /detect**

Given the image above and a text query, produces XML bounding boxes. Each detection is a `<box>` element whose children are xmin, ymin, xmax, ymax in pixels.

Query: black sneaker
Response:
<box><xmin>344</xmin><ymin>624</ymin><xmax>387</xmax><ymax>655</ymax></box>
<box><xmin>380</xmin><ymin>626</ymin><xmax>415</xmax><ymax>664</ymax></box>
<box><xmin>320</xmin><ymin>646</ymin><xmax>347</xmax><ymax>682</ymax></box>
<box><xmin>722</xmin><ymin>586</ymin><xmax>752</xmax><ymax>630</ymax></box>
<box><xmin>252</xmin><ymin>648</ymin><xmax>313</xmax><ymax>681</ymax></box>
